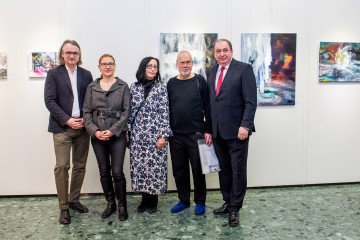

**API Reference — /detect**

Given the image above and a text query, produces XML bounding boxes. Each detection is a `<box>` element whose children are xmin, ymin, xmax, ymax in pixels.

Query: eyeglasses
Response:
<box><xmin>146</xmin><ymin>65</ymin><xmax>158</xmax><ymax>70</ymax></box>
<box><xmin>64</xmin><ymin>51</ymin><xmax>80</xmax><ymax>56</ymax></box>
<box><xmin>100</xmin><ymin>62</ymin><xmax>115</xmax><ymax>67</ymax></box>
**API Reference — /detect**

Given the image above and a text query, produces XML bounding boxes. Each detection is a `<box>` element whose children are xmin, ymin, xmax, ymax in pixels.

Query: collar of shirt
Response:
<box><xmin>216</xmin><ymin>59</ymin><xmax>232</xmax><ymax>73</ymax></box>
<box><xmin>215</xmin><ymin>59</ymin><xmax>232</xmax><ymax>87</ymax></box>
<box><xmin>65</xmin><ymin>65</ymin><xmax>78</xmax><ymax>76</ymax></box>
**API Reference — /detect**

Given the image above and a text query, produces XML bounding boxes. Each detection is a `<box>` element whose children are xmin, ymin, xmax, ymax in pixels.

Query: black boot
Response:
<box><xmin>115</xmin><ymin>181</ymin><xmax>128</xmax><ymax>221</ymax></box>
<box><xmin>147</xmin><ymin>194</ymin><xmax>158</xmax><ymax>214</ymax></box>
<box><xmin>118</xmin><ymin>204</ymin><xmax>128</xmax><ymax>221</ymax></box>
<box><xmin>137</xmin><ymin>193</ymin><xmax>147</xmax><ymax>213</ymax></box>
<box><xmin>100</xmin><ymin>178</ymin><xmax>116</xmax><ymax>218</ymax></box>
<box><xmin>101</xmin><ymin>201</ymin><xmax>116</xmax><ymax>218</ymax></box>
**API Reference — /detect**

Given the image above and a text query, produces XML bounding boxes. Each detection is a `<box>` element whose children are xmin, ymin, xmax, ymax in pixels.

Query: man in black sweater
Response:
<box><xmin>167</xmin><ymin>51</ymin><xmax>212</xmax><ymax>215</ymax></box>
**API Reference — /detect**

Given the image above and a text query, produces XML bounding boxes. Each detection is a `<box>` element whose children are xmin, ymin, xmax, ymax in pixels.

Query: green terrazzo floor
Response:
<box><xmin>1</xmin><ymin>184</ymin><xmax>360</xmax><ymax>239</ymax></box>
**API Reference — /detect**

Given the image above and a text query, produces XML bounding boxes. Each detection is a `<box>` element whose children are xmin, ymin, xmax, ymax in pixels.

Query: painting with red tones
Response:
<box><xmin>319</xmin><ymin>42</ymin><xmax>360</xmax><ymax>82</ymax></box>
<box><xmin>28</xmin><ymin>52</ymin><xmax>58</xmax><ymax>78</ymax></box>
<box><xmin>241</xmin><ymin>33</ymin><xmax>296</xmax><ymax>106</ymax></box>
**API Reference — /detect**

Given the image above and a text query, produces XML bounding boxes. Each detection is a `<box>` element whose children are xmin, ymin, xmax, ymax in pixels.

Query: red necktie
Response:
<box><xmin>216</xmin><ymin>67</ymin><xmax>225</xmax><ymax>96</ymax></box>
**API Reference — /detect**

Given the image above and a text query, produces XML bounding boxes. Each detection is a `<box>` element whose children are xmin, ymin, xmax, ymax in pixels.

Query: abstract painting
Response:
<box><xmin>319</xmin><ymin>42</ymin><xmax>360</xmax><ymax>82</ymax></box>
<box><xmin>28</xmin><ymin>52</ymin><xmax>58</xmax><ymax>78</ymax></box>
<box><xmin>0</xmin><ymin>52</ymin><xmax>7</xmax><ymax>79</ymax></box>
<box><xmin>241</xmin><ymin>33</ymin><xmax>297</xmax><ymax>106</ymax></box>
<box><xmin>160</xmin><ymin>33</ymin><xmax>218</xmax><ymax>84</ymax></box>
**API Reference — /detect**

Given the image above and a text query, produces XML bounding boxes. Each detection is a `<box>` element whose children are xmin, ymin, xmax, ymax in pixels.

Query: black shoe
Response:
<box><xmin>137</xmin><ymin>202</ymin><xmax>147</xmax><ymax>213</ymax></box>
<box><xmin>147</xmin><ymin>207</ymin><xmax>157</xmax><ymax>214</ymax></box>
<box><xmin>59</xmin><ymin>209</ymin><xmax>71</xmax><ymax>224</ymax></box>
<box><xmin>69</xmin><ymin>201</ymin><xmax>89</xmax><ymax>213</ymax></box>
<box><xmin>213</xmin><ymin>202</ymin><xmax>229</xmax><ymax>215</ymax></box>
<box><xmin>101</xmin><ymin>202</ymin><xmax>116</xmax><ymax>218</ymax></box>
<box><xmin>147</xmin><ymin>194</ymin><xmax>158</xmax><ymax>214</ymax></box>
<box><xmin>228</xmin><ymin>212</ymin><xmax>239</xmax><ymax>227</ymax></box>
<box><xmin>118</xmin><ymin>205</ymin><xmax>128</xmax><ymax>221</ymax></box>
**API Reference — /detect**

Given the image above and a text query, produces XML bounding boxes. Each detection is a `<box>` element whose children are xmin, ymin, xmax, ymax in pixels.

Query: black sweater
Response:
<box><xmin>167</xmin><ymin>74</ymin><xmax>212</xmax><ymax>135</ymax></box>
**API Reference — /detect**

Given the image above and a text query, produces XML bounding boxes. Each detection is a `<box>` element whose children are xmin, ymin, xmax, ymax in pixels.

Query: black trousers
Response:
<box><xmin>213</xmin><ymin>134</ymin><xmax>249</xmax><ymax>212</ymax></box>
<box><xmin>169</xmin><ymin>134</ymin><xmax>206</xmax><ymax>205</ymax></box>
<box><xmin>91</xmin><ymin>132</ymin><xmax>127</xmax><ymax>202</ymax></box>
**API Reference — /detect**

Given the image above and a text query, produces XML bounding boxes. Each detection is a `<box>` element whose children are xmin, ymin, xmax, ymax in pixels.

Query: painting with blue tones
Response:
<box><xmin>319</xmin><ymin>42</ymin><xmax>360</xmax><ymax>82</ymax></box>
<box><xmin>160</xmin><ymin>33</ymin><xmax>217</xmax><ymax>85</ymax></box>
<box><xmin>241</xmin><ymin>33</ymin><xmax>297</xmax><ymax>106</ymax></box>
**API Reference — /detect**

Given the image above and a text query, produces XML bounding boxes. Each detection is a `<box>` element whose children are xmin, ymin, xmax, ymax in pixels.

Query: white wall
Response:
<box><xmin>0</xmin><ymin>0</ymin><xmax>359</xmax><ymax>195</ymax></box>
<box><xmin>306</xmin><ymin>0</ymin><xmax>360</xmax><ymax>183</ymax></box>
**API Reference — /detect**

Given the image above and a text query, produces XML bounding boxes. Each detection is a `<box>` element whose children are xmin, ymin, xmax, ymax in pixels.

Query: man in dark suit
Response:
<box><xmin>207</xmin><ymin>39</ymin><xmax>257</xmax><ymax>227</ymax></box>
<box><xmin>44</xmin><ymin>40</ymin><xmax>93</xmax><ymax>224</ymax></box>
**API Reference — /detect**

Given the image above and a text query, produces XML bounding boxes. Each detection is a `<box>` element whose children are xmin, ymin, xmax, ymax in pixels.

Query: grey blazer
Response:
<box><xmin>83</xmin><ymin>77</ymin><xmax>130</xmax><ymax>137</ymax></box>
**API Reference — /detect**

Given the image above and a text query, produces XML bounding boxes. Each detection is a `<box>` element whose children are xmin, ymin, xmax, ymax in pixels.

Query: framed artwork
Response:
<box><xmin>319</xmin><ymin>42</ymin><xmax>360</xmax><ymax>82</ymax></box>
<box><xmin>241</xmin><ymin>33</ymin><xmax>297</xmax><ymax>106</ymax></box>
<box><xmin>160</xmin><ymin>33</ymin><xmax>217</xmax><ymax>84</ymax></box>
<box><xmin>0</xmin><ymin>52</ymin><xmax>7</xmax><ymax>79</ymax></box>
<box><xmin>28</xmin><ymin>52</ymin><xmax>58</xmax><ymax>78</ymax></box>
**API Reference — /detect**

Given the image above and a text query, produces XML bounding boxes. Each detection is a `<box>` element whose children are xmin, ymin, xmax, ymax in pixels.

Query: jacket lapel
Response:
<box><xmin>209</xmin><ymin>65</ymin><xmax>218</xmax><ymax>96</ymax></box>
<box><xmin>76</xmin><ymin>67</ymin><xmax>83</xmax><ymax>97</ymax></box>
<box><xmin>217</xmin><ymin>60</ymin><xmax>236</xmax><ymax>97</ymax></box>
<box><xmin>59</xmin><ymin>65</ymin><xmax>73</xmax><ymax>94</ymax></box>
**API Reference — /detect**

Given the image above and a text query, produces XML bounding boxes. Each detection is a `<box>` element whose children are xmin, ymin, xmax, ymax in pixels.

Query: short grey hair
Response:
<box><xmin>176</xmin><ymin>50</ymin><xmax>193</xmax><ymax>63</ymax></box>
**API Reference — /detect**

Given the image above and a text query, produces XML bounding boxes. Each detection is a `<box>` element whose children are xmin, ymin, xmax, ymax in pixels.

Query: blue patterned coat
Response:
<box><xmin>128</xmin><ymin>82</ymin><xmax>173</xmax><ymax>194</ymax></box>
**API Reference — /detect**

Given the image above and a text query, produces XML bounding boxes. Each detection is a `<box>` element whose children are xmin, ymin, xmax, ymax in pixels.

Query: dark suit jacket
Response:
<box><xmin>207</xmin><ymin>59</ymin><xmax>257</xmax><ymax>139</ymax></box>
<box><xmin>44</xmin><ymin>65</ymin><xmax>93</xmax><ymax>133</ymax></box>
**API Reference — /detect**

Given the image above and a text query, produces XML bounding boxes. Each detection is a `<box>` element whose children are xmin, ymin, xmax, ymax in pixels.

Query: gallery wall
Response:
<box><xmin>0</xmin><ymin>0</ymin><xmax>359</xmax><ymax>195</ymax></box>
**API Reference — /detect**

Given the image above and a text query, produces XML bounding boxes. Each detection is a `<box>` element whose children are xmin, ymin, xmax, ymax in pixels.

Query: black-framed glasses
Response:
<box><xmin>64</xmin><ymin>51</ymin><xmax>80</xmax><ymax>56</ymax></box>
<box><xmin>146</xmin><ymin>65</ymin><xmax>158</xmax><ymax>70</ymax></box>
<box><xmin>100</xmin><ymin>62</ymin><xmax>115</xmax><ymax>67</ymax></box>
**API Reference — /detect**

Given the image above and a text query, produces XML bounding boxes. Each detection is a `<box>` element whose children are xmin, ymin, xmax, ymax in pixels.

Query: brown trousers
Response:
<box><xmin>53</xmin><ymin>128</ymin><xmax>90</xmax><ymax>210</ymax></box>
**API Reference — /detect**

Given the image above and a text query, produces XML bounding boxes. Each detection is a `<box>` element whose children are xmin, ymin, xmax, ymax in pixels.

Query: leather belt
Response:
<box><xmin>96</xmin><ymin>110</ymin><xmax>121</xmax><ymax>119</ymax></box>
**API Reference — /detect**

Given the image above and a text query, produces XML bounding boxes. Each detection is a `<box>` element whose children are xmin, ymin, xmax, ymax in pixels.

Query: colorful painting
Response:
<box><xmin>319</xmin><ymin>42</ymin><xmax>360</xmax><ymax>82</ymax></box>
<box><xmin>0</xmin><ymin>52</ymin><xmax>7</xmax><ymax>79</ymax></box>
<box><xmin>160</xmin><ymin>33</ymin><xmax>218</xmax><ymax>84</ymax></box>
<box><xmin>241</xmin><ymin>33</ymin><xmax>297</xmax><ymax>106</ymax></box>
<box><xmin>28</xmin><ymin>52</ymin><xmax>58</xmax><ymax>78</ymax></box>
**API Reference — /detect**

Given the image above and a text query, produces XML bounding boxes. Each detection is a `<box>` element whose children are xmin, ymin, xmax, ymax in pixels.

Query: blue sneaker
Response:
<box><xmin>171</xmin><ymin>202</ymin><xmax>190</xmax><ymax>213</ymax></box>
<box><xmin>195</xmin><ymin>204</ymin><xmax>206</xmax><ymax>215</ymax></box>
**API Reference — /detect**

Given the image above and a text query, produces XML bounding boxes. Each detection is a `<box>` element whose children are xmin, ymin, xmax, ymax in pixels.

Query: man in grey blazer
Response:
<box><xmin>207</xmin><ymin>39</ymin><xmax>257</xmax><ymax>227</ymax></box>
<box><xmin>44</xmin><ymin>40</ymin><xmax>93</xmax><ymax>224</ymax></box>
